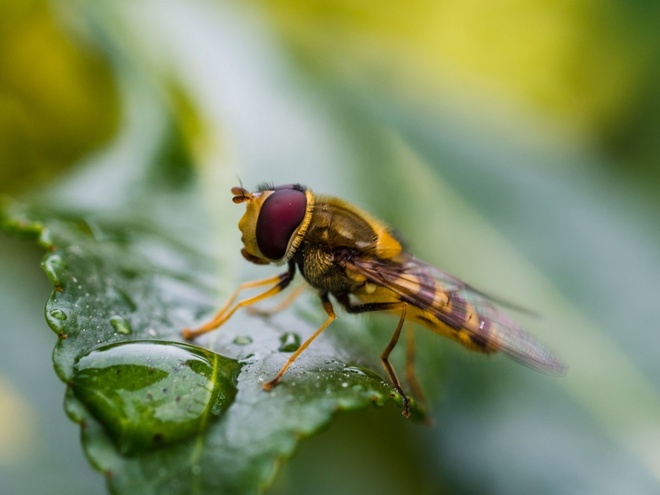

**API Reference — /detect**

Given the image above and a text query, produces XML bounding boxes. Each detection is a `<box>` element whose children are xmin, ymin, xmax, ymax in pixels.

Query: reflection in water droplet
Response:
<box><xmin>233</xmin><ymin>335</ymin><xmax>253</xmax><ymax>346</ymax></box>
<box><xmin>278</xmin><ymin>332</ymin><xmax>301</xmax><ymax>352</ymax></box>
<box><xmin>71</xmin><ymin>341</ymin><xmax>241</xmax><ymax>456</ymax></box>
<box><xmin>109</xmin><ymin>315</ymin><xmax>132</xmax><ymax>335</ymax></box>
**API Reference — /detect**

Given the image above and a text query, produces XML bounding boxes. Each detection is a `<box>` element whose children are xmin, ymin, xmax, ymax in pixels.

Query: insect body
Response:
<box><xmin>183</xmin><ymin>183</ymin><xmax>566</xmax><ymax>416</ymax></box>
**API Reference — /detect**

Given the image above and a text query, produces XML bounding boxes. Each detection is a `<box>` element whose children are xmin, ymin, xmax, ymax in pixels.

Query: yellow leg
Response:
<box><xmin>380</xmin><ymin>303</ymin><xmax>410</xmax><ymax>417</ymax></box>
<box><xmin>263</xmin><ymin>296</ymin><xmax>337</xmax><ymax>390</ymax></box>
<box><xmin>182</xmin><ymin>272</ymin><xmax>289</xmax><ymax>339</ymax></box>
<box><xmin>247</xmin><ymin>283</ymin><xmax>306</xmax><ymax>317</ymax></box>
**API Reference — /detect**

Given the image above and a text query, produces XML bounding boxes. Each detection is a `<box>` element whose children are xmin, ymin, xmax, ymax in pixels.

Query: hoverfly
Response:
<box><xmin>183</xmin><ymin>183</ymin><xmax>566</xmax><ymax>417</ymax></box>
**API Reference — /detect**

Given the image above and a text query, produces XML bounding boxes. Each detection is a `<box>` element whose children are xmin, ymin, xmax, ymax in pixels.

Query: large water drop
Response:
<box><xmin>71</xmin><ymin>340</ymin><xmax>241</xmax><ymax>455</ymax></box>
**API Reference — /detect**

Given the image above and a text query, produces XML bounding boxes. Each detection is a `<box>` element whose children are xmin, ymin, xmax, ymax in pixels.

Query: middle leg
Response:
<box><xmin>263</xmin><ymin>293</ymin><xmax>337</xmax><ymax>390</ymax></box>
<box><xmin>336</xmin><ymin>295</ymin><xmax>412</xmax><ymax>417</ymax></box>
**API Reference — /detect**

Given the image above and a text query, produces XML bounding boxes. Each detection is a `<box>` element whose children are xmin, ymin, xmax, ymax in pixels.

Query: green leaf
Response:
<box><xmin>4</xmin><ymin>2</ymin><xmax>660</xmax><ymax>494</ymax></box>
<box><xmin>1</xmin><ymin>151</ymin><xmax>408</xmax><ymax>494</ymax></box>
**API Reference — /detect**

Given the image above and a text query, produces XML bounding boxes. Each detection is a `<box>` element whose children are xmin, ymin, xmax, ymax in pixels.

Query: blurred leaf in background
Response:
<box><xmin>0</xmin><ymin>0</ymin><xmax>118</xmax><ymax>194</ymax></box>
<box><xmin>257</xmin><ymin>0</ymin><xmax>660</xmax><ymax>183</ymax></box>
<box><xmin>1</xmin><ymin>0</ymin><xmax>660</xmax><ymax>494</ymax></box>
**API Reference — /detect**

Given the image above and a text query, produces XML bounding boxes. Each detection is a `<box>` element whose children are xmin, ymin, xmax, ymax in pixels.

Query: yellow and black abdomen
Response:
<box><xmin>351</xmin><ymin>265</ymin><xmax>500</xmax><ymax>355</ymax></box>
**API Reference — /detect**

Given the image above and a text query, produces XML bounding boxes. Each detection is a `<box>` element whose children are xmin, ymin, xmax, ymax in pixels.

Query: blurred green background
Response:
<box><xmin>1</xmin><ymin>0</ymin><xmax>660</xmax><ymax>493</ymax></box>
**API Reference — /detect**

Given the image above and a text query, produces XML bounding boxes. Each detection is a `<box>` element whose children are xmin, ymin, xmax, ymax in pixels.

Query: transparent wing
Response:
<box><xmin>346</xmin><ymin>256</ymin><xmax>567</xmax><ymax>375</ymax></box>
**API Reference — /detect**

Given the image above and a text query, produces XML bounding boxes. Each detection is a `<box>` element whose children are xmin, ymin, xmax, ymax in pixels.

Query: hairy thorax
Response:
<box><xmin>296</xmin><ymin>244</ymin><xmax>353</xmax><ymax>294</ymax></box>
<box><xmin>294</xmin><ymin>195</ymin><xmax>404</xmax><ymax>297</ymax></box>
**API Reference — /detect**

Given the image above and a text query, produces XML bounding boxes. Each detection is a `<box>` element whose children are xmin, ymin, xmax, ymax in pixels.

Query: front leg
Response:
<box><xmin>183</xmin><ymin>261</ymin><xmax>296</xmax><ymax>339</ymax></box>
<box><xmin>263</xmin><ymin>293</ymin><xmax>337</xmax><ymax>390</ymax></box>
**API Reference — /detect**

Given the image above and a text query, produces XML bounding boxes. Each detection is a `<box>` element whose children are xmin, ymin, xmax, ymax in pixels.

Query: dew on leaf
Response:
<box><xmin>48</xmin><ymin>308</ymin><xmax>67</xmax><ymax>321</ymax></box>
<box><xmin>46</xmin><ymin>308</ymin><xmax>68</xmax><ymax>334</ymax></box>
<box><xmin>233</xmin><ymin>335</ymin><xmax>253</xmax><ymax>346</ymax></box>
<box><xmin>41</xmin><ymin>254</ymin><xmax>66</xmax><ymax>289</ymax></box>
<box><xmin>342</xmin><ymin>365</ymin><xmax>369</xmax><ymax>377</ymax></box>
<box><xmin>109</xmin><ymin>315</ymin><xmax>132</xmax><ymax>335</ymax></box>
<box><xmin>71</xmin><ymin>340</ymin><xmax>242</xmax><ymax>456</ymax></box>
<box><xmin>278</xmin><ymin>332</ymin><xmax>301</xmax><ymax>352</ymax></box>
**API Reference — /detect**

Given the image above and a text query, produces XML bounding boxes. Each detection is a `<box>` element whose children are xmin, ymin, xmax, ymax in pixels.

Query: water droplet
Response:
<box><xmin>71</xmin><ymin>341</ymin><xmax>241</xmax><ymax>455</ymax></box>
<box><xmin>342</xmin><ymin>365</ymin><xmax>368</xmax><ymax>377</ymax></box>
<box><xmin>233</xmin><ymin>335</ymin><xmax>253</xmax><ymax>346</ymax></box>
<box><xmin>49</xmin><ymin>309</ymin><xmax>67</xmax><ymax>320</ymax></box>
<box><xmin>46</xmin><ymin>308</ymin><xmax>68</xmax><ymax>334</ymax></box>
<box><xmin>278</xmin><ymin>332</ymin><xmax>301</xmax><ymax>352</ymax></box>
<box><xmin>109</xmin><ymin>315</ymin><xmax>132</xmax><ymax>335</ymax></box>
<box><xmin>41</xmin><ymin>254</ymin><xmax>66</xmax><ymax>290</ymax></box>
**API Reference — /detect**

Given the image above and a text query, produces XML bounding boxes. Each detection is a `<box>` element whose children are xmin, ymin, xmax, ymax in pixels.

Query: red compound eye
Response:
<box><xmin>256</xmin><ymin>188</ymin><xmax>307</xmax><ymax>260</ymax></box>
